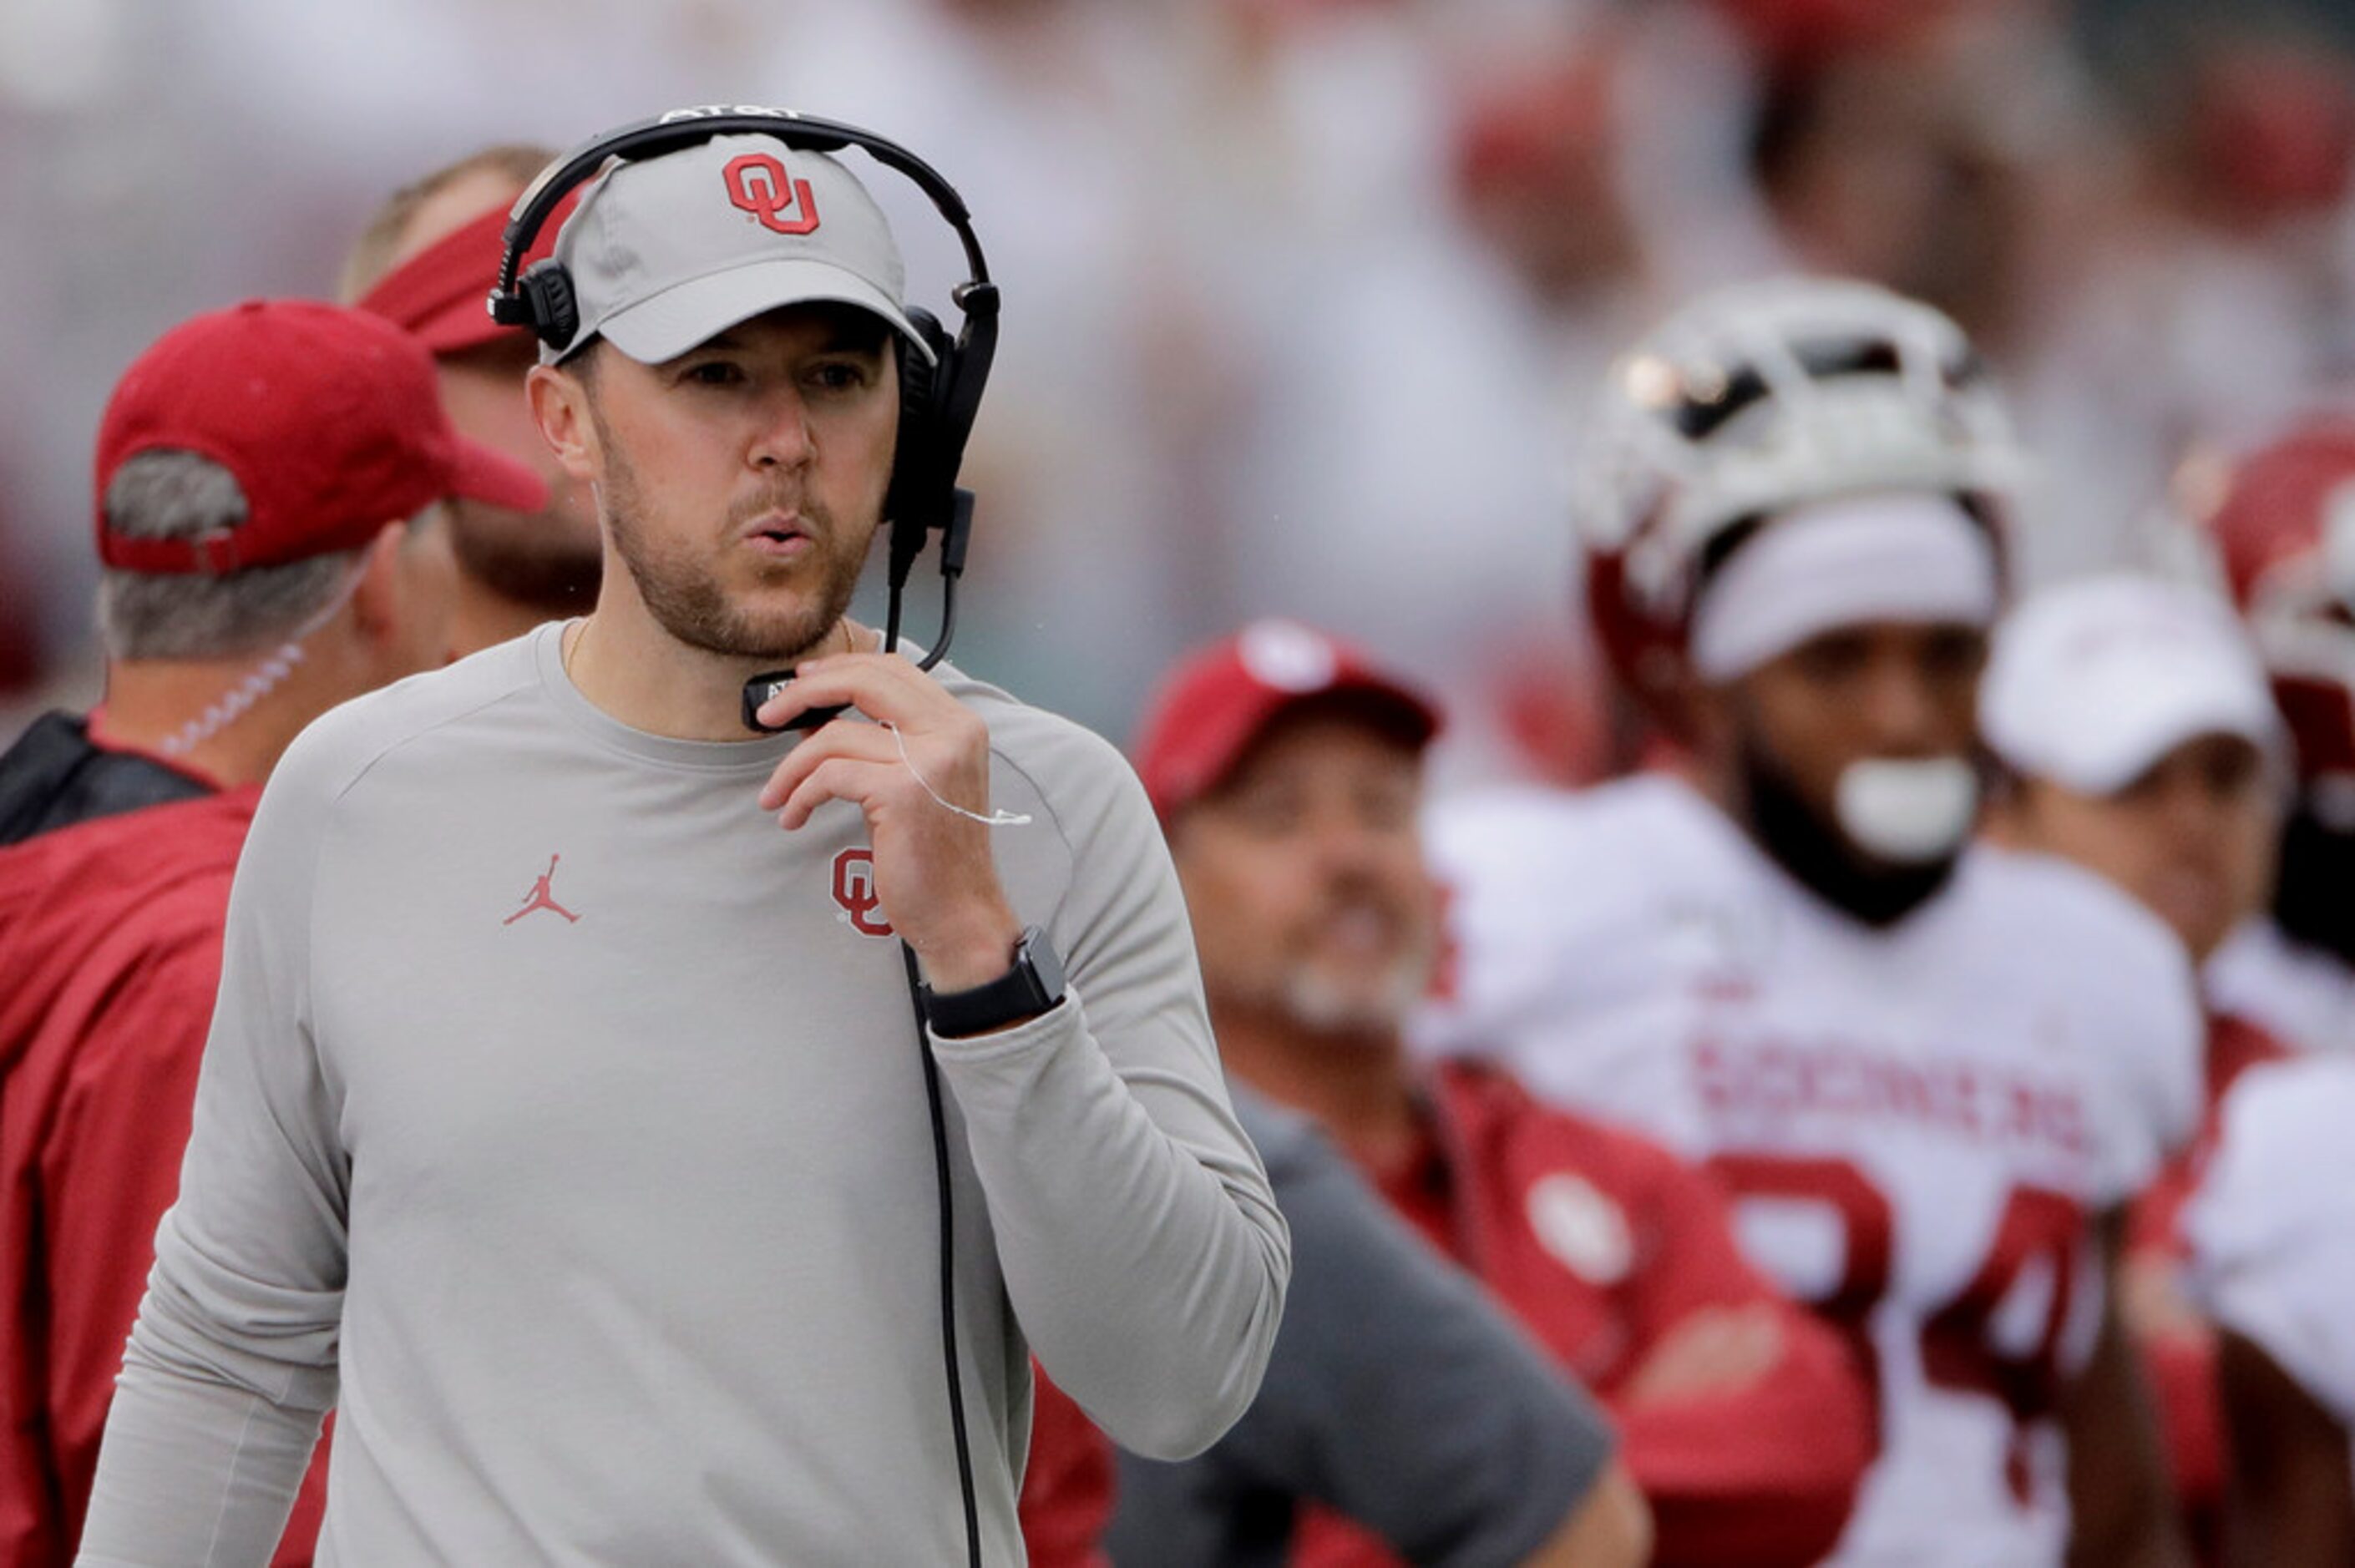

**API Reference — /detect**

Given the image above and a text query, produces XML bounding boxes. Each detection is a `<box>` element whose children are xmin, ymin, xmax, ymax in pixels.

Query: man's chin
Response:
<box><xmin>1282</xmin><ymin>970</ymin><xmax>1421</xmax><ymax>1039</ymax></box>
<box><xmin>680</xmin><ymin>573</ymin><xmax>862</xmax><ymax>663</ymax></box>
<box><xmin>701</xmin><ymin>616</ymin><xmax>841</xmax><ymax>665</ymax></box>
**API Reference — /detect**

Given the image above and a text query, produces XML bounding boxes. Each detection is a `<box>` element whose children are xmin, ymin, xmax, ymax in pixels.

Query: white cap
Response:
<box><xmin>547</xmin><ymin>134</ymin><xmax>934</xmax><ymax>367</ymax></box>
<box><xmin>1981</xmin><ymin>574</ymin><xmax>2286</xmax><ymax>796</ymax></box>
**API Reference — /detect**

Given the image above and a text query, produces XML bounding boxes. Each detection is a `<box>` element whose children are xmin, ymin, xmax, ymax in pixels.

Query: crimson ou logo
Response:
<box><xmin>831</xmin><ymin>847</ymin><xmax>894</xmax><ymax>938</ymax></box>
<box><xmin>723</xmin><ymin>153</ymin><xmax>821</xmax><ymax>236</ymax></box>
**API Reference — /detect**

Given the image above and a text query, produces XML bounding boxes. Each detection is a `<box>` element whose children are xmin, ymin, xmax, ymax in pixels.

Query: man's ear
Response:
<box><xmin>347</xmin><ymin>521</ymin><xmax>411</xmax><ymax>648</ymax></box>
<box><xmin>527</xmin><ymin>360</ymin><xmax>600</xmax><ymax>484</ymax></box>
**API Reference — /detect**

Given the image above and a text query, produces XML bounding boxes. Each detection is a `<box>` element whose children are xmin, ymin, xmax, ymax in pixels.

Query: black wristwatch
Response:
<box><xmin>919</xmin><ymin>926</ymin><xmax>1067</xmax><ymax>1039</ymax></box>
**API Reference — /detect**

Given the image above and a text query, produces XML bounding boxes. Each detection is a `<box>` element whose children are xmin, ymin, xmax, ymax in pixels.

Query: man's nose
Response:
<box><xmin>1304</xmin><ymin>809</ymin><xmax>1395</xmax><ymax>878</ymax></box>
<box><xmin>1857</xmin><ymin>660</ymin><xmax>1952</xmax><ymax>756</ymax></box>
<box><xmin>749</xmin><ymin>388</ymin><xmax>815</xmax><ymax>471</ymax></box>
<box><xmin>2153</xmin><ymin>772</ymin><xmax>2235</xmax><ymax>846</ymax></box>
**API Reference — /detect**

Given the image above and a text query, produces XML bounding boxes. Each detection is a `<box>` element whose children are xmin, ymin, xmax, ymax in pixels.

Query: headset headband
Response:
<box><xmin>489</xmin><ymin>105</ymin><xmax>992</xmax><ymax>325</ymax></box>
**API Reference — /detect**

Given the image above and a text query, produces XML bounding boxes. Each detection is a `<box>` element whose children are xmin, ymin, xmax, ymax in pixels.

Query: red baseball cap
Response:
<box><xmin>94</xmin><ymin>299</ymin><xmax>549</xmax><ymax>575</ymax></box>
<box><xmin>1133</xmin><ymin>620</ymin><xmax>1443</xmax><ymax>820</ymax></box>
<box><xmin>355</xmin><ymin>191</ymin><xmax>578</xmax><ymax>355</ymax></box>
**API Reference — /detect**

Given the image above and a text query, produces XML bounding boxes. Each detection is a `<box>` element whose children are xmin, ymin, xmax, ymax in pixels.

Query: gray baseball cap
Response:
<box><xmin>544</xmin><ymin>134</ymin><xmax>936</xmax><ymax>368</ymax></box>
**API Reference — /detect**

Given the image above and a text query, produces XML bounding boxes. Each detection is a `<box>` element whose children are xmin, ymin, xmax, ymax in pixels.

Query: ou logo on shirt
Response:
<box><xmin>833</xmin><ymin>847</ymin><xmax>894</xmax><ymax>938</ymax></box>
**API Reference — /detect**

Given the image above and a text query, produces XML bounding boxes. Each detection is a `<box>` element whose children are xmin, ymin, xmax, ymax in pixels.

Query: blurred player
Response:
<box><xmin>2185</xmin><ymin>1055</ymin><xmax>2355</xmax><ymax>1565</ymax></box>
<box><xmin>1981</xmin><ymin>573</ymin><xmax>2295</xmax><ymax>1556</ymax></box>
<box><xmin>2195</xmin><ymin>417</ymin><xmax>2355</xmax><ymax>1054</ymax></box>
<box><xmin>1423</xmin><ymin>278</ymin><xmax>2201</xmax><ymax>1565</ymax></box>
<box><xmin>1132</xmin><ymin>620</ymin><xmax>1872</xmax><ymax>1565</ymax></box>
<box><xmin>341</xmin><ymin>144</ymin><xmax>601</xmax><ymax>656</ymax></box>
<box><xmin>0</xmin><ymin>299</ymin><xmax>529</xmax><ymax>1564</ymax></box>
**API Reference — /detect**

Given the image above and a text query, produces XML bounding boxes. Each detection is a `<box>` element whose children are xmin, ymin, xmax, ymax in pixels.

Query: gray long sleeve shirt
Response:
<box><xmin>76</xmin><ymin>625</ymin><xmax>1289</xmax><ymax>1565</ymax></box>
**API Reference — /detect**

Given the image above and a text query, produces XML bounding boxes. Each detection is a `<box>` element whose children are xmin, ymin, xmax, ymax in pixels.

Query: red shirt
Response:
<box><xmin>2126</xmin><ymin>1011</ymin><xmax>2291</xmax><ymax>1564</ymax></box>
<box><xmin>1297</xmin><ymin>1060</ymin><xmax>1874</xmax><ymax>1568</ymax></box>
<box><xmin>0</xmin><ymin>791</ymin><xmax>326</xmax><ymax>1565</ymax></box>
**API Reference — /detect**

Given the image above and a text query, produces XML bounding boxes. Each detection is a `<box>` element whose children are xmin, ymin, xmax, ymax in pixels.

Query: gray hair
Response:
<box><xmin>95</xmin><ymin>451</ymin><xmax>364</xmax><ymax>661</ymax></box>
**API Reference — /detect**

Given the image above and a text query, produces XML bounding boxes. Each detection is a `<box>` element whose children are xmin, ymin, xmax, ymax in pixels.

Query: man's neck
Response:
<box><xmin>1212</xmin><ymin>1004</ymin><xmax>1422</xmax><ymax>1174</ymax></box>
<box><xmin>561</xmin><ymin>599</ymin><xmax>869</xmax><ymax>742</ymax></box>
<box><xmin>97</xmin><ymin>655</ymin><xmax>342</xmax><ymax>787</ymax></box>
<box><xmin>447</xmin><ymin>575</ymin><xmax>568</xmax><ymax>662</ymax></box>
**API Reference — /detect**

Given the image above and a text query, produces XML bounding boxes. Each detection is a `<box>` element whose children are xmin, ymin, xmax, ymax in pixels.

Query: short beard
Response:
<box><xmin>445</xmin><ymin>497</ymin><xmax>602</xmax><ymax>614</ymax></box>
<box><xmin>1273</xmin><ymin>940</ymin><xmax>1435</xmax><ymax>1041</ymax></box>
<box><xmin>1735</xmin><ymin>726</ymin><xmax>1956</xmax><ymax>928</ymax></box>
<box><xmin>592</xmin><ymin>402</ymin><xmax>867</xmax><ymax>663</ymax></box>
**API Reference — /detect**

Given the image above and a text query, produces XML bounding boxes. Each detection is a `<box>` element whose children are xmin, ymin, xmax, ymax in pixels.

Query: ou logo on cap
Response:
<box><xmin>1238</xmin><ymin>620</ymin><xmax>1339</xmax><ymax>693</ymax></box>
<box><xmin>724</xmin><ymin>153</ymin><xmax>821</xmax><ymax>237</ymax></box>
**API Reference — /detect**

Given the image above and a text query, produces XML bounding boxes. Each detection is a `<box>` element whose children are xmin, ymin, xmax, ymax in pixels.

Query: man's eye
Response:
<box><xmin>1231</xmin><ymin>793</ymin><xmax>1303</xmax><ymax>834</ymax></box>
<box><xmin>684</xmin><ymin>362</ymin><xmax>745</xmax><ymax>387</ymax></box>
<box><xmin>808</xmin><ymin>361</ymin><xmax>871</xmax><ymax>393</ymax></box>
<box><xmin>1792</xmin><ymin>636</ymin><xmax>1871</xmax><ymax>683</ymax></box>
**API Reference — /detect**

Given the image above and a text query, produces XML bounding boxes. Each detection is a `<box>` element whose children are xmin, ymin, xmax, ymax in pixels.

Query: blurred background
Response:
<box><xmin>2</xmin><ymin>0</ymin><xmax>2352</xmax><ymax>779</ymax></box>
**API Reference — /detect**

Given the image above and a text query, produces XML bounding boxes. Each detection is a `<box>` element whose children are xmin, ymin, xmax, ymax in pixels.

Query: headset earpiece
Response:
<box><xmin>887</xmin><ymin>306</ymin><xmax>958</xmax><ymax>589</ymax></box>
<box><xmin>515</xmin><ymin>260</ymin><xmax>580</xmax><ymax>352</ymax></box>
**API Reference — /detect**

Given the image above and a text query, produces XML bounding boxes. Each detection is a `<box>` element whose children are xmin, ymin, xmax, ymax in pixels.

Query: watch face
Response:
<box><xmin>1022</xmin><ymin>927</ymin><xmax>1066</xmax><ymax>1004</ymax></box>
<box><xmin>923</xmin><ymin>928</ymin><xmax>1065</xmax><ymax>1037</ymax></box>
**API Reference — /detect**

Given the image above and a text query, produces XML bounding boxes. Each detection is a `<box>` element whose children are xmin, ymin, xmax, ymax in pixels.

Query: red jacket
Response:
<box><xmin>1294</xmin><ymin>1060</ymin><xmax>1874</xmax><ymax>1568</ymax></box>
<box><xmin>0</xmin><ymin>790</ymin><xmax>326</xmax><ymax>1565</ymax></box>
<box><xmin>1019</xmin><ymin>1367</ymin><xmax>1113</xmax><ymax>1568</ymax></box>
<box><xmin>2126</xmin><ymin>1012</ymin><xmax>2290</xmax><ymax>1565</ymax></box>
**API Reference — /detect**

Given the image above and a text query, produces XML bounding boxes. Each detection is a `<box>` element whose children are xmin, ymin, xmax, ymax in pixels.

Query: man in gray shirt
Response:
<box><xmin>1109</xmin><ymin>1090</ymin><xmax>1648</xmax><ymax>1567</ymax></box>
<box><xmin>78</xmin><ymin>113</ymin><xmax>1289</xmax><ymax>1565</ymax></box>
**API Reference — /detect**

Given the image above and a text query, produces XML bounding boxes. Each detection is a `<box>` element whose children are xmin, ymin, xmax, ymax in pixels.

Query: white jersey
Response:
<box><xmin>2205</xmin><ymin>918</ymin><xmax>2355</xmax><ymax>1056</ymax></box>
<box><xmin>1420</xmin><ymin>773</ymin><xmax>2202</xmax><ymax>1567</ymax></box>
<box><xmin>2187</xmin><ymin>1057</ymin><xmax>2355</xmax><ymax>1478</ymax></box>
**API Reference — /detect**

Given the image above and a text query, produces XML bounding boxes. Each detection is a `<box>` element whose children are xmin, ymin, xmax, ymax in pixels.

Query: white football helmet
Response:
<box><xmin>1578</xmin><ymin>276</ymin><xmax>2027</xmax><ymax>710</ymax></box>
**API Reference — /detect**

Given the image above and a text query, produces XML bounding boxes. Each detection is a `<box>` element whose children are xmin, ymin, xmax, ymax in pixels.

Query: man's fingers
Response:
<box><xmin>757</xmin><ymin>721</ymin><xmax>899</xmax><ymax>814</ymax></box>
<box><xmin>757</xmin><ymin>653</ymin><xmax>955</xmax><ymax>732</ymax></box>
<box><xmin>778</xmin><ymin>755</ymin><xmax>894</xmax><ymax>832</ymax></box>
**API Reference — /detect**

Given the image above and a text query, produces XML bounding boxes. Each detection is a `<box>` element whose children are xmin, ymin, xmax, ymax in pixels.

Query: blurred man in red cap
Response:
<box><xmin>1124</xmin><ymin>618</ymin><xmax>1873</xmax><ymax>1566</ymax></box>
<box><xmin>0</xmin><ymin>298</ymin><xmax>543</xmax><ymax>1565</ymax></box>
<box><xmin>341</xmin><ymin>145</ymin><xmax>600</xmax><ymax>657</ymax></box>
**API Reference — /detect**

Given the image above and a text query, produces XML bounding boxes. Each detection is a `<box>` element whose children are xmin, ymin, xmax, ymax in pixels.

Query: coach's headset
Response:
<box><xmin>494</xmin><ymin>109</ymin><xmax>998</xmax><ymax>1567</ymax></box>
<box><xmin>489</xmin><ymin>106</ymin><xmax>1000</xmax><ymax>730</ymax></box>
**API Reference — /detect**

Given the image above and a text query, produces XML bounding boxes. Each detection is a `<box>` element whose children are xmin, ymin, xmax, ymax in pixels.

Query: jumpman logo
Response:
<box><xmin>504</xmin><ymin>854</ymin><xmax>580</xmax><ymax>926</ymax></box>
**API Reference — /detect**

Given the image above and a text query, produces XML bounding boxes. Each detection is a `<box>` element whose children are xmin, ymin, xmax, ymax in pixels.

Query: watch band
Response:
<box><xmin>919</xmin><ymin>925</ymin><xmax>1067</xmax><ymax>1039</ymax></box>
